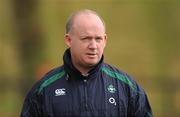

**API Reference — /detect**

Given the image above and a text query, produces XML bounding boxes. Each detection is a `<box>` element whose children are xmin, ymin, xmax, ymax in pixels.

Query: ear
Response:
<box><xmin>104</xmin><ymin>34</ymin><xmax>107</xmax><ymax>47</ymax></box>
<box><xmin>64</xmin><ymin>34</ymin><xmax>72</xmax><ymax>47</ymax></box>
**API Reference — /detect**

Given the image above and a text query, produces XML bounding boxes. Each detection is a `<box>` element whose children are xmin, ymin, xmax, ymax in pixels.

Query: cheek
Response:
<box><xmin>99</xmin><ymin>44</ymin><xmax>105</xmax><ymax>52</ymax></box>
<box><xmin>72</xmin><ymin>40</ymin><xmax>85</xmax><ymax>48</ymax></box>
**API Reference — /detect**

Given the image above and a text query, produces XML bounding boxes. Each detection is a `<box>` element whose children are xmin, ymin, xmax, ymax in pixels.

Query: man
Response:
<box><xmin>21</xmin><ymin>9</ymin><xmax>153</xmax><ymax>117</ymax></box>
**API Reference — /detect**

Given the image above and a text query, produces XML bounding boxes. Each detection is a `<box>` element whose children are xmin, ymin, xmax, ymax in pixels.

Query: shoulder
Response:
<box><xmin>37</xmin><ymin>65</ymin><xmax>66</xmax><ymax>94</ymax></box>
<box><xmin>27</xmin><ymin>65</ymin><xmax>66</xmax><ymax>96</ymax></box>
<box><xmin>101</xmin><ymin>63</ymin><xmax>144</xmax><ymax>93</ymax></box>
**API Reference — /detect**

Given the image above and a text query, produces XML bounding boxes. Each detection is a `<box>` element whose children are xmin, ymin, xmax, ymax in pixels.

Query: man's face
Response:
<box><xmin>65</xmin><ymin>14</ymin><xmax>107</xmax><ymax>70</ymax></box>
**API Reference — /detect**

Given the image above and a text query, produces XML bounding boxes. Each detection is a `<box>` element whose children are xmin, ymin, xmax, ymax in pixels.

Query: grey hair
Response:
<box><xmin>65</xmin><ymin>9</ymin><xmax>106</xmax><ymax>34</ymax></box>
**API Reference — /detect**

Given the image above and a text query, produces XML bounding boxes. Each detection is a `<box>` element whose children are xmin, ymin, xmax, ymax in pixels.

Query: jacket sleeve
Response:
<box><xmin>128</xmin><ymin>83</ymin><xmax>153</xmax><ymax>117</ymax></box>
<box><xmin>20</xmin><ymin>87</ymin><xmax>42</xmax><ymax>117</ymax></box>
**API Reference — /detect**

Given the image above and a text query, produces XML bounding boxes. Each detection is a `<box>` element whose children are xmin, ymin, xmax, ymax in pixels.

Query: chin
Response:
<box><xmin>86</xmin><ymin>61</ymin><xmax>99</xmax><ymax>66</ymax></box>
<box><xmin>83</xmin><ymin>58</ymin><xmax>100</xmax><ymax>66</ymax></box>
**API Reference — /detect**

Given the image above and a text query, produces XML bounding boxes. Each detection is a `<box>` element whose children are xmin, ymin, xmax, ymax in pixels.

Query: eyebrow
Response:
<box><xmin>80</xmin><ymin>34</ymin><xmax>103</xmax><ymax>38</ymax></box>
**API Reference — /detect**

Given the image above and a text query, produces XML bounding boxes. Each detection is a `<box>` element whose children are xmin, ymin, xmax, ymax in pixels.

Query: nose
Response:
<box><xmin>88</xmin><ymin>39</ymin><xmax>97</xmax><ymax>49</ymax></box>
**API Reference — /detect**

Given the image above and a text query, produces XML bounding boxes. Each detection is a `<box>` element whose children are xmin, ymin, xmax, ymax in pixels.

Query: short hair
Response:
<box><xmin>65</xmin><ymin>9</ymin><xmax>106</xmax><ymax>33</ymax></box>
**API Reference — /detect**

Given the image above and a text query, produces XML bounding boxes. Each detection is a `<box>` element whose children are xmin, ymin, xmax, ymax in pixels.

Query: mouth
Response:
<box><xmin>86</xmin><ymin>53</ymin><xmax>97</xmax><ymax>58</ymax></box>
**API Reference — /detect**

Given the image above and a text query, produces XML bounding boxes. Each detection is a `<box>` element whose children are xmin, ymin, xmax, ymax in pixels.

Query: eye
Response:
<box><xmin>95</xmin><ymin>37</ymin><xmax>103</xmax><ymax>42</ymax></box>
<box><xmin>81</xmin><ymin>36</ymin><xmax>92</xmax><ymax>41</ymax></box>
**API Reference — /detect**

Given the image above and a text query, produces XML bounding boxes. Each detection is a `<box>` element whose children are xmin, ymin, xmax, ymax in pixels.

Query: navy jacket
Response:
<box><xmin>20</xmin><ymin>49</ymin><xmax>152</xmax><ymax>117</ymax></box>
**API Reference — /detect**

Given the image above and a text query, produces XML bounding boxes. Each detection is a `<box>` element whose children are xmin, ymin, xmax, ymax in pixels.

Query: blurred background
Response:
<box><xmin>0</xmin><ymin>0</ymin><xmax>180</xmax><ymax>117</ymax></box>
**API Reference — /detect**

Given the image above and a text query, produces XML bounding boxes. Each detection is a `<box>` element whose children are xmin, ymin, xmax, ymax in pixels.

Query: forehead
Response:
<box><xmin>72</xmin><ymin>14</ymin><xmax>105</xmax><ymax>35</ymax></box>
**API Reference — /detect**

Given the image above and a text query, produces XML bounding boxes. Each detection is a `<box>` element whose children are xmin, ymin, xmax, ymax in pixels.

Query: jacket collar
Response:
<box><xmin>63</xmin><ymin>49</ymin><xmax>103</xmax><ymax>80</ymax></box>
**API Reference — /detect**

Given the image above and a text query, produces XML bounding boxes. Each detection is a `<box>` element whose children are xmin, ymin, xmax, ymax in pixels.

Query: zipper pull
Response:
<box><xmin>83</xmin><ymin>79</ymin><xmax>87</xmax><ymax>83</ymax></box>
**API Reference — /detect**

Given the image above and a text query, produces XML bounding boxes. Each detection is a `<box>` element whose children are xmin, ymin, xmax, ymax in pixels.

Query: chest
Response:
<box><xmin>43</xmin><ymin>78</ymin><xmax>128</xmax><ymax>117</ymax></box>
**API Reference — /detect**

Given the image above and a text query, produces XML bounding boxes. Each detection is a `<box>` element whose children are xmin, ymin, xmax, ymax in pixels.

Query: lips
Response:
<box><xmin>86</xmin><ymin>53</ymin><xmax>97</xmax><ymax>58</ymax></box>
<box><xmin>87</xmin><ymin>53</ymin><xmax>96</xmax><ymax>55</ymax></box>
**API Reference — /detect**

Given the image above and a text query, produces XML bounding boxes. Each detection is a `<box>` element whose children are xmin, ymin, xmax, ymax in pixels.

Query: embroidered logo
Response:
<box><xmin>55</xmin><ymin>88</ymin><xmax>66</xmax><ymax>96</ymax></box>
<box><xmin>107</xmin><ymin>84</ymin><xmax>116</xmax><ymax>93</ymax></box>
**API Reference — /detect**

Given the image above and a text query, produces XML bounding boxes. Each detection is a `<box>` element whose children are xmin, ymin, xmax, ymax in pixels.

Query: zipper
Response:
<box><xmin>83</xmin><ymin>79</ymin><xmax>88</xmax><ymax>110</ymax></box>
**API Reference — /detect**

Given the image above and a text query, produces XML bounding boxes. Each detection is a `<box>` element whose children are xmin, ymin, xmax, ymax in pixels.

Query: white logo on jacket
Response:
<box><xmin>109</xmin><ymin>97</ymin><xmax>116</xmax><ymax>106</ymax></box>
<box><xmin>55</xmin><ymin>88</ymin><xmax>66</xmax><ymax>96</ymax></box>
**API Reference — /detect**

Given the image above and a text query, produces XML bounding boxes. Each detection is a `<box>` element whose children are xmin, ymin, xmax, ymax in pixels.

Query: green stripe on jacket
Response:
<box><xmin>101</xmin><ymin>67</ymin><xmax>136</xmax><ymax>90</ymax></box>
<box><xmin>38</xmin><ymin>70</ymin><xmax>65</xmax><ymax>94</ymax></box>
